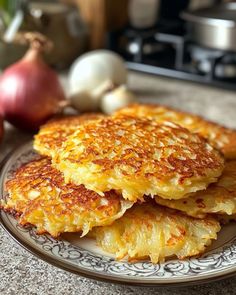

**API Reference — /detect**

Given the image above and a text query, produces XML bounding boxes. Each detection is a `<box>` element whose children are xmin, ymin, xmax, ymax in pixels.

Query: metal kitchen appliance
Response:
<box><xmin>107</xmin><ymin>1</ymin><xmax>236</xmax><ymax>90</ymax></box>
<box><xmin>182</xmin><ymin>3</ymin><xmax>236</xmax><ymax>52</ymax></box>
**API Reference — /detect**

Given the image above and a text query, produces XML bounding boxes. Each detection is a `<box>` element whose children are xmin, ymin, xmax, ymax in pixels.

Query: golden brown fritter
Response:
<box><xmin>155</xmin><ymin>161</ymin><xmax>236</xmax><ymax>218</ymax></box>
<box><xmin>90</xmin><ymin>202</ymin><xmax>220</xmax><ymax>263</ymax></box>
<box><xmin>115</xmin><ymin>104</ymin><xmax>236</xmax><ymax>159</ymax></box>
<box><xmin>34</xmin><ymin>114</ymin><xmax>104</xmax><ymax>157</ymax></box>
<box><xmin>2</xmin><ymin>157</ymin><xmax>132</xmax><ymax>237</ymax></box>
<box><xmin>53</xmin><ymin>115</ymin><xmax>224</xmax><ymax>202</ymax></box>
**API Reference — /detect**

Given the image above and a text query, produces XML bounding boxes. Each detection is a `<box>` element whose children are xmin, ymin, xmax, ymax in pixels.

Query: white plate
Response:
<box><xmin>0</xmin><ymin>142</ymin><xmax>236</xmax><ymax>286</ymax></box>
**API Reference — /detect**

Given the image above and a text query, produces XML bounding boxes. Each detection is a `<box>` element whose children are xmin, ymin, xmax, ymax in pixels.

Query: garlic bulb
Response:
<box><xmin>70</xmin><ymin>91</ymin><xmax>99</xmax><ymax>112</ymax></box>
<box><xmin>101</xmin><ymin>85</ymin><xmax>136</xmax><ymax>114</ymax></box>
<box><xmin>69</xmin><ymin>50</ymin><xmax>127</xmax><ymax>112</ymax></box>
<box><xmin>70</xmin><ymin>80</ymin><xmax>113</xmax><ymax>112</ymax></box>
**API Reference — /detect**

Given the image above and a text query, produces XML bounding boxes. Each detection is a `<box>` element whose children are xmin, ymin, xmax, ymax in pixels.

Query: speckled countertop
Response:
<box><xmin>0</xmin><ymin>72</ymin><xmax>236</xmax><ymax>295</ymax></box>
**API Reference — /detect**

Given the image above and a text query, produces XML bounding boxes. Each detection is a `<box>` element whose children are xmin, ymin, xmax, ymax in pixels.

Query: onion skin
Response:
<box><xmin>0</xmin><ymin>48</ymin><xmax>66</xmax><ymax>131</ymax></box>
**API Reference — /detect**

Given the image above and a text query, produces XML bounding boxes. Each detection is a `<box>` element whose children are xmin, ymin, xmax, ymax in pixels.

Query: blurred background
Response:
<box><xmin>1</xmin><ymin>0</ymin><xmax>236</xmax><ymax>91</ymax></box>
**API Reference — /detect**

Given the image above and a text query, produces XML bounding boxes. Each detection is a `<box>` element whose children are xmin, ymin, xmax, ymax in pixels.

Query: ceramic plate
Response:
<box><xmin>0</xmin><ymin>142</ymin><xmax>236</xmax><ymax>286</ymax></box>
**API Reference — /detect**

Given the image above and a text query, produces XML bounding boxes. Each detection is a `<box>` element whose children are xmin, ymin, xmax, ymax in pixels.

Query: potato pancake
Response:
<box><xmin>90</xmin><ymin>202</ymin><xmax>220</xmax><ymax>263</ymax></box>
<box><xmin>34</xmin><ymin>114</ymin><xmax>103</xmax><ymax>157</ymax></box>
<box><xmin>155</xmin><ymin>161</ymin><xmax>236</xmax><ymax>218</ymax></box>
<box><xmin>2</xmin><ymin>157</ymin><xmax>132</xmax><ymax>237</ymax></box>
<box><xmin>115</xmin><ymin>104</ymin><xmax>236</xmax><ymax>159</ymax></box>
<box><xmin>54</xmin><ymin>115</ymin><xmax>224</xmax><ymax>202</ymax></box>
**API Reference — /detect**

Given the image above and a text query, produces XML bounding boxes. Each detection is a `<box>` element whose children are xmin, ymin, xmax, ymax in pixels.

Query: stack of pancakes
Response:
<box><xmin>2</xmin><ymin>104</ymin><xmax>236</xmax><ymax>263</ymax></box>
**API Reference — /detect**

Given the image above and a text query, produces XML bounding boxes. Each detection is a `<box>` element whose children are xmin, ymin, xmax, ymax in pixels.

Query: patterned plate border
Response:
<box><xmin>0</xmin><ymin>142</ymin><xmax>236</xmax><ymax>287</ymax></box>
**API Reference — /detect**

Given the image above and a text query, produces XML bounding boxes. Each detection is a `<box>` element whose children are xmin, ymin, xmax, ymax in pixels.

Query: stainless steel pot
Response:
<box><xmin>182</xmin><ymin>3</ymin><xmax>236</xmax><ymax>52</ymax></box>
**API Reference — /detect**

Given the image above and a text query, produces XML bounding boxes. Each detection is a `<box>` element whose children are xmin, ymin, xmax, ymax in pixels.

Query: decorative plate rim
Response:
<box><xmin>0</xmin><ymin>142</ymin><xmax>236</xmax><ymax>287</ymax></box>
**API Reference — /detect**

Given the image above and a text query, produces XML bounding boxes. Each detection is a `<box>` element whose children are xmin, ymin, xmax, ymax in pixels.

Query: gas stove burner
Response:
<box><xmin>127</xmin><ymin>41</ymin><xmax>166</xmax><ymax>56</ymax></box>
<box><xmin>190</xmin><ymin>45</ymin><xmax>223</xmax><ymax>62</ymax></box>
<box><xmin>190</xmin><ymin>45</ymin><xmax>236</xmax><ymax>79</ymax></box>
<box><xmin>107</xmin><ymin>25</ymin><xmax>236</xmax><ymax>90</ymax></box>
<box><xmin>215</xmin><ymin>55</ymin><xmax>236</xmax><ymax>79</ymax></box>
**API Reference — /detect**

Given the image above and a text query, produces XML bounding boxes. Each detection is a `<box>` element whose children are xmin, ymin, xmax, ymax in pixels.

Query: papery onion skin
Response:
<box><xmin>0</xmin><ymin>38</ymin><xmax>66</xmax><ymax>131</ymax></box>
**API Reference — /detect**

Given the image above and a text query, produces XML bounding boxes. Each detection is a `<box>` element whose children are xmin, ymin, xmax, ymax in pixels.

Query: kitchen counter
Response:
<box><xmin>0</xmin><ymin>72</ymin><xmax>235</xmax><ymax>295</ymax></box>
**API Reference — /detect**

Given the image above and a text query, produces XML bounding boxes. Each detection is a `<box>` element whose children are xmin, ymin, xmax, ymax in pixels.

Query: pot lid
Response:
<box><xmin>182</xmin><ymin>3</ymin><xmax>236</xmax><ymax>27</ymax></box>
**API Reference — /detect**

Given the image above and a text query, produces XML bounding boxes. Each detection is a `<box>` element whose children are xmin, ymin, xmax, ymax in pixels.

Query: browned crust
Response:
<box><xmin>115</xmin><ymin>103</ymin><xmax>236</xmax><ymax>159</ymax></box>
<box><xmin>3</xmin><ymin>157</ymin><xmax>128</xmax><ymax>237</ymax></box>
<box><xmin>155</xmin><ymin>160</ymin><xmax>236</xmax><ymax>218</ymax></box>
<box><xmin>61</xmin><ymin>115</ymin><xmax>224</xmax><ymax>183</ymax></box>
<box><xmin>34</xmin><ymin>114</ymin><xmax>104</xmax><ymax>155</ymax></box>
<box><xmin>5</xmin><ymin>157</ymin><xmax>122</xmax><ymax>212</ymax></box>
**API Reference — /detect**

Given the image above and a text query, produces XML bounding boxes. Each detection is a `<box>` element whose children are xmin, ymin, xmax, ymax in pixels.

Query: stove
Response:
<box><xmin>107</xmin><ymin>23</ymin><xmax>236</xmax><ymax>90</ymax></box>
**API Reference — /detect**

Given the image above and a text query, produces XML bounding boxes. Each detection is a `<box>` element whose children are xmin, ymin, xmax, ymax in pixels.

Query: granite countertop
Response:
<box><xmin>0</xmin><ymin>72</ymin><xmax>236</xmax><ymax>295</ymax></box>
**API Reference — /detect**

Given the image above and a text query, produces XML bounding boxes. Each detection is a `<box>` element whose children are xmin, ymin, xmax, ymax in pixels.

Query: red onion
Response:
<box><xmin>0</xmin><ymin>33</ymin><xmax>66</xmax><ymax>131</ymax></box>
